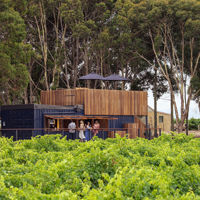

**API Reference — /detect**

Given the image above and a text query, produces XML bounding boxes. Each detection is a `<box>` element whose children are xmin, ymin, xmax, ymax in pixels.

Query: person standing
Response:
<box><xmin>93</xmin><ymin>120</ymin><xmax>100</xmax><ymax>137</ymax></box>
<box><xmin>79</xmin><ymin>120</ymin><xmax>85</xmax><ymax>142</ymax></box>
<box><xmin>85</xmin><ymin>121</ymin><xmax>92</xmax><ymax>141</ymax></box>
<box><xmin>68</xmin><ymin>120</ymin><xmax>76</xmax><ymax>140</ymax></box>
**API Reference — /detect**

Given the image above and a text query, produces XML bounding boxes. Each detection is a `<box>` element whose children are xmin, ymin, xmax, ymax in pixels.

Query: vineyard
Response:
<box><xmin>0</xmin><ymin>134</ymin><xmax>200</xmax><ymax>199</ymax></box>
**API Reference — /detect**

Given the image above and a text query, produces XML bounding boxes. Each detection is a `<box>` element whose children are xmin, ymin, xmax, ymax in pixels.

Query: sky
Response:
<box><xmin>148</xmin><ymin>90</ymin><xmax>200</xmax><ymax>119</ymax></box>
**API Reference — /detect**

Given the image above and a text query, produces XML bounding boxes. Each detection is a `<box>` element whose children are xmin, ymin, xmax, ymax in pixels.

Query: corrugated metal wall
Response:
<box><xmin>1</xmin><ymin>109</ymin><xmax>34</xmax><ymax>128</ymax></box>
<box><xmin>108</xmin><ymin>115</ymin><xmax>135</xmax><ymax>129</ymax></box>
<box><xmin>1</xmin><ymin>104</ymin><xmax>84</xmax><ymax>139</ymax></box>
<box><xmin>1</xmin><ymin>108</ymin><xmax>34</xmax><ymax>140</ymax></box>
<box><xmin>1</xmin><ymin>104</ymin><xmax>137</xmax><ymax>140</ymax></box>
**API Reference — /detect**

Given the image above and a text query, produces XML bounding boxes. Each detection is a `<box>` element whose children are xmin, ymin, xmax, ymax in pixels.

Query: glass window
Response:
<box><xmin>159</xmin><ymin>116</ymin><xmax>164</xmax><ymax>123</ymax></box>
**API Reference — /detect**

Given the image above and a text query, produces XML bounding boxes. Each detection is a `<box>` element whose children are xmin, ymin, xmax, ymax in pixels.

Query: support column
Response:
<box><xmin>57</xmin><ymin>119</ymin><xmax>59</xmax><ymax>129</ymax></box>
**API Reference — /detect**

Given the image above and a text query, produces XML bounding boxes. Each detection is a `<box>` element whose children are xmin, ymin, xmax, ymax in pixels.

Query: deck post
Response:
<box><xmin>159</xmin><ymin>128</ymin><xmax>161</xmax><ymax>136</ymax></box>
<box><xmin>89</xmin><ymin>130</ymin><xmax>91</xmax><ymax>140</ymax></box>
<box><xmin>148</xmin><ymin>128</ymin><xmax>151</xmax><ymax>140</ymax></box>
<box><xmin>138</xmin><ymin>128</ymin><xmax>140</xmax><ymax>138</ymax></box>
<box><xmin>126</xmin><ymin>128</ymin><xmax>128</xmax><ymax>139</ymax></box>
<box><xmin>16</xmin><ymin>130</ymin><xmax>18</xmax><ymax>141</ymax></box>
<box><xmin>57</xmin><ymin>119</ymin><xmax>59</xmax><ymax>129</ymax></box>
<box><xmin>145</xmin><ymin>129</ymin><xmax>148</xmax><ymax>139</ymax></box>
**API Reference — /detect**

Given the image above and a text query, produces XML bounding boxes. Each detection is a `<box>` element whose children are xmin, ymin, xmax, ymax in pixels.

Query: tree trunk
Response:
<box><xmin>35</xmin><ymin>2</ymin><xmax>49</xmax><ymax>90</ymax></box>
<box><xmin>23</xmin><ymin>88</ymin><xmax>28</xmax><ymax>104</ymax></box>
<box><xmin>148</xmin><ymin>28</ymin><xmax>198</xmax><ymax>133</ymax></box>
<box><xmin>100</xmin><ymin>50</ymin><xmax>103</xmax><ymax>89</ymax></box>
<box><xmin>61</xmin><ymin>24</ymin><xmax>70</xmax><ymax>89</ymax></box>
<box><xmin>1</xmin><ymin>93</ymin><xmax>6</xmax><ymax>105</ymax></box>
<box><xmin>184</xmin><ymin>80</ymin><xmax>188</xmax><ymax>135</ymax></box>
<box><xmin>83</xmin><ymin>39</ymin><xmax>90</xmax><ymax>88</ymax></box>
<box><xmin>154</xmin><ymin>68</ymin><xmax>158</xmax><ymax>137</ymax></box>
<box><xmin>73</xmin><ymin>38</ymin><xmax>79</xmax><ymax>88</ymax></box>
<box><xmin>29</xmin><ymin>80</ymin><xmax>33</xmax><ymax>103</ymax></box>
<box><xmin>170</xmin><ymin>91</ymin><xmax>174</xmax><ymax>131</ymax></box>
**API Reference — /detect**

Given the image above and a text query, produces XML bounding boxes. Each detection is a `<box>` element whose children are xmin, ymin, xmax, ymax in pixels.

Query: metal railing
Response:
<box><xmin>0</xmin><ymin>128</ymin><xmax>162</xmax><ymax>141</ymax></box>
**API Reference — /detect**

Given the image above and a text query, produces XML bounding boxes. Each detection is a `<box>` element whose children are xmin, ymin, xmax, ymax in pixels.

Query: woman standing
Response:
<box><xmin>85</xmin><ymin>121</ymin><xmax>92</xmax><ymax>141</ymax></box>
<box><xmin>79</xmin><ymin>120</ymin><xmax>85</xmax><ymax>142</ymax></box>
<box><xmin>93</xmin><ymin>120</ymin><xmax>100</xmax><ymax>137</ymax></box>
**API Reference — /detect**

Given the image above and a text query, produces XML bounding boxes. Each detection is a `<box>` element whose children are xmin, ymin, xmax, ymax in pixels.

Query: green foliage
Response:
<box><xmin>0</xmin><ymin>0</ymin><xmax>199</xmax><ymax>103</ymax></box>
<box><xmin>0</xmin><ymin>0</ymin><xmax>30</xmax><ymax>103</ymax></box>
<box><xmin>1</xmin><ymin>134</ymin><xmax>200</xmax><ymax>199</ymax></box>
<box><xmin>188</xmin><ymin>118</ymin><xmax>200</xmax><ymax>130</ymax></box>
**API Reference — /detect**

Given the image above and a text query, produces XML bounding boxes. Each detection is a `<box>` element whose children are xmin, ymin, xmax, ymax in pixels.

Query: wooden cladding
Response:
<box><xmin>84</xmin><ymin>89</ymin><xmax>147</xmax><ymax>116</ymax></box>
<box><xmin>41</xmin><ymin>88</ymin><xmax>147</xmax><ymax>116</ymax></box>
<box><xmin>134</xmin><ymin>116</ymin><xmax>146</xmax><ymax>138</ymax></box>
<box><xmin>41</xmin><ymin>88</ymin><xmax>86</xmax><ymax>106</ymax></box>
<box><xmin>123</xmin><ymin>118</ymin><xmax>146</xmax><ymax>139</ymax></box>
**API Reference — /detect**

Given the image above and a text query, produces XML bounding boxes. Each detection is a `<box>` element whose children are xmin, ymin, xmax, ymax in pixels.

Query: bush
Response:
<box><xmin>188</xmin><ymin>118</ymin><xmax>200</xmax><ymax>130</ymax></box>
<box><xmin>0</xmin><ymin>134</ymin><xmax>200</xmax><ymax>199</ymax></box>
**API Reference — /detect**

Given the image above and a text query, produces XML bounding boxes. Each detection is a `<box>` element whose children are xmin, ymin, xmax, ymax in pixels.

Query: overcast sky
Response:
<box><xmin>148</xmin><ymin>90</ymin><xmax>200</xmax><ymax>119</ymax></box>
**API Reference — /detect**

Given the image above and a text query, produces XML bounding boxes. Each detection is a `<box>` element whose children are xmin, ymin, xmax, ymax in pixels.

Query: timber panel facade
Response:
<box><xmin>41</xmin><ymin>88</ymin><xmax>147</xmax><ymax>116</ymax></box>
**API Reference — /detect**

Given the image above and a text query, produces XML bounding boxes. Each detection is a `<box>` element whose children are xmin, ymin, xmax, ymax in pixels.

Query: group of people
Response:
<box><xmin>68</xmin><ymin>120</ymin><xmax>100</xmax><ymax>142</ymax></box>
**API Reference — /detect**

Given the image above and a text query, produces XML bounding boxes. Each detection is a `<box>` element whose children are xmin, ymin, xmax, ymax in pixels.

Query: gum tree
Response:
<box><xmin>127</xmin><ymin>0</ymin><xmax>200</xmax><ymax>132</ymax></box>
<box><xmin>0</xmin><ymin>0</ymin><xmax>30</xmax><ymax>104</ymax></box>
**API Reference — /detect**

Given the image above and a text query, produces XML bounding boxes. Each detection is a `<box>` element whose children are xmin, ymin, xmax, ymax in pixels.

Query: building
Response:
<box><xmin>0</xmin><ymin>104</ymin><xmax>84</xmax><ymax>140</ymax></box>
<box><xmin>148</xmin><ymin>106</ymin><xmax>171</xmax><ymax>133</ymax></box>
<box><xmin>1</xmin><ymin>88</ymin><xmax>148</xmax><ymax>140</ymax></box>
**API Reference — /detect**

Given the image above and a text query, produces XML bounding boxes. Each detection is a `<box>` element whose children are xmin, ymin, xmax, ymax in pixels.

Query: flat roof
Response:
<box><xmin>0</xmin><ymin>104</ymin><xmax>77</xmax><ymax>110</ymax></box>
<box><xmin>45</xmin><ymin>115</ymin><xmax>118</xmax><ymax>120</ymax></box>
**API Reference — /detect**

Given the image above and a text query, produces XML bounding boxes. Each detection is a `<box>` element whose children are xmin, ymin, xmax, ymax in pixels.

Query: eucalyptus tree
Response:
<box><xmin>126</xmin><ymin>0</ymin><xmax>200</xmax><ymax>131</ymax></box>
<box><xmin>0</xmin><ymin>0</ymin><xmax>30</xmax><ymax>104</ymax></box>
<box><xmin>61</xmin><ymin>0</ymin><xmax>115</xmax><ymax>88</ymax></box>
<box><xmin>101</xmin><ymin>0</ymin><xmax>153</xmax><ymax>90</ymax></box>
<box><xmin>24</xmin><ymin>0</ymin><xmax>67</xmax><ymax>90</ymax></box>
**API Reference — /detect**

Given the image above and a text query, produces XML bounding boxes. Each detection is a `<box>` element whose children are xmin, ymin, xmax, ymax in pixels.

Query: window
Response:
<box><xmin>159</xmin><ymin>116</ymin><xmax>164</xmax><ymax>123</ymax></box>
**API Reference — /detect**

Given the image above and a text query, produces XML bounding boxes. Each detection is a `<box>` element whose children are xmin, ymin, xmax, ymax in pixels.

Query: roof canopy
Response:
<box><xmin>79</xmin><ymin>73</ymin><xmax>104</xmax><ymax>80</ymax></box>
<box><xmin>45</xmin><ymin>115</ymin><xmax>117</xmax><ymax>120</ymax></box>
<box><xmin>104</xmin><ymin>74</ymin><xmax>130</xmax><ymax>81</ymax></box>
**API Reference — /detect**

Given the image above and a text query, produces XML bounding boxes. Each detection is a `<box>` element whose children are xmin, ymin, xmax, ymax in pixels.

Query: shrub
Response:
<box><xmin>0</xmin><ymin>134</ymin><xmax>200</xmax><ymax>199</ymax></box>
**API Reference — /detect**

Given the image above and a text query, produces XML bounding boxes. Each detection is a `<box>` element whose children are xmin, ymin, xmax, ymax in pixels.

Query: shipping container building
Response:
<box><xmin>1</xmin><ymin>88</ymin><xmax>148</xmax><ymax>140</ymax></box>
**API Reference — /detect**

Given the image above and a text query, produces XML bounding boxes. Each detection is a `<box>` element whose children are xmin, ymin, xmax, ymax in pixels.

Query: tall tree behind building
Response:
<box><xmin>0</xmin><ymin>0</ymin><xmax>30</xmax><ymax>104</ymax></box>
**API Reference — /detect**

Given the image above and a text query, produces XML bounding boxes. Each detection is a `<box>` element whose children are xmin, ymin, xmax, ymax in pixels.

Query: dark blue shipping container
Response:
<box><xmin>0</xmin><ymin>104</ymin><xmax>146</xmax><ymax>140</ymax></box>
<box><xmin>0</xmin><ymin>104</ymin><xmax>83</xmax><ymax>140</ymax></box>
<box><xmin>108</xmin><ymin>115</ymin><xmax>135</xmax><ymax>129</ymax></box>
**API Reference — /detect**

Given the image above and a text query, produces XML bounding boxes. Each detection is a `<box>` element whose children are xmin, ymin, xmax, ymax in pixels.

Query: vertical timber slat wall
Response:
<box><xmin>84</xmin><ymin>89</ymin><xmax>147</xmax><ymax>116</ymax></box>
<box><xmin>40</xmin><ymin>88</ymin><xmax>147</xmax><ymax>116</ymax></box>
<box><xmin>123</xmin><ymin>123</ymin><xmax>138</xmax><ymax>139</ymax></box>
<box><xmin>134</xmin><ymin>116</ymin><xmax>146</xmax><ymax>138</ymax></box>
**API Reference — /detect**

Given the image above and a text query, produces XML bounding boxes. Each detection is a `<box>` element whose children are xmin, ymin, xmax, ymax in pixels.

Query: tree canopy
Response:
<box><xmin>0</xmin><ymin>0</ymin><xmax>199</xmax><ymax>128</ymax></box>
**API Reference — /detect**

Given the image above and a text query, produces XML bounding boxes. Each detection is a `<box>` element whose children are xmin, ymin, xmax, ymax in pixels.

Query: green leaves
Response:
<box><xmin>0</xmin><ymin>0</ymin><xmax>30</xmax><ymax>103</ymax></box>
<box><xmin>0</xmin><ymin>8</ymin><xmax>26</xmax><ymax>42</ymax></box>
<box><xmin>1</xmin><ymin>134</ymin><xmax>200</xmax><ymax>199</ymax></box>
<box><xmin>188</xmin><ymin>118</ymin><xmax>200</xmax><ymax>130</ymax></box>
